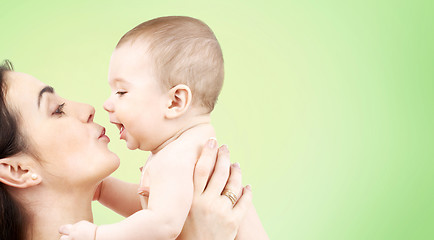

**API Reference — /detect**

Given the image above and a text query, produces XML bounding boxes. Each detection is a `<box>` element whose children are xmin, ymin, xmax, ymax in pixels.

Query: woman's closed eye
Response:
<box><xmin>116</xmin><ymin>91</ymin><xmax>127</xmax><ymax>96</ymax></box>
<box><xmin>53</xmin><ymin>103</ymin><xmax>65</xmax><ymax>116</ymax></box>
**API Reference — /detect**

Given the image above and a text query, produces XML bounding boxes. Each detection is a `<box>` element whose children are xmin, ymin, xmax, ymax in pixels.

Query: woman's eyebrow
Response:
<box><xmin>38</xmin><ymin>86</ymin><xmax>54</xmax><ymax>108</ymax></box>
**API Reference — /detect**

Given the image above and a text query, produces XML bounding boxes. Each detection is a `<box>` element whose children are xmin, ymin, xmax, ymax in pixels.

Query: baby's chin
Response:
<box><xmin>124</xmin><ymin>134</ymin><xmax>158</xmax><ymax>152</ymax></box>
<box><xmin>126</xmin><ymin>139</ymin><xmax>152</xmax><ymax>151</ymax></box>
<box><xmin>125</xmin><ymin>138</ymin><xmax>140</xmax><ymax>150</ymax></box>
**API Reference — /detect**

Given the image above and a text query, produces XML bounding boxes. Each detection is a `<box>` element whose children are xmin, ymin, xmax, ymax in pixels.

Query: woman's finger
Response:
<box><xmin>233</xmin><ymin>185</ymin><xmax>253</xmax><ymax>223</ymax></box>
<box><xmin>221</xmin><ymin>163</ymin><xmax>243</xmax><ymax>206</ymax></box>
<box><xmin>204</xmin><ymin>145</ymin><xmax>231</xmax><ymax>195</ymax></box>
<box><xmin>193</xmin><ymin>138</ymin><xmax>218</xmax><ymax>194</ymax></box>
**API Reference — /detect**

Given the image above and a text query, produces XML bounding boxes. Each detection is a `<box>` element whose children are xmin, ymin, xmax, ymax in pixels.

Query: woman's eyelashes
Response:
<box><xmin>116</xmin><ymin>91</ymin><xmax>127</xmax><ymax>96</ymax></box>
<box><xmin>52</xmin><ymin>103</ymin><xmax>65</xmax><ymax>116</ymax></box>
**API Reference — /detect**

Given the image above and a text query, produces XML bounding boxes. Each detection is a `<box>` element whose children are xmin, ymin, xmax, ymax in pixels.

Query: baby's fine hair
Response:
<box><xmin>117</xmin><ymin>16</ymin><xmax>224</xmax><ymax>112</ymax></box>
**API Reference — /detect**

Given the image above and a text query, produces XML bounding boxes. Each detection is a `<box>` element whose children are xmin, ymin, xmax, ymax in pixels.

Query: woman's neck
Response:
<box><xmin>12</xmin><ymin>184</ymin><xmax>95</xmax><ymax>240</ymax></box>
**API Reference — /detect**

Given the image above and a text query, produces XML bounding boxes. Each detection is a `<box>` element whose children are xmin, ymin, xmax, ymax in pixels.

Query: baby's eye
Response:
<box><xmin>116</xmin><ymin>91</ymin><xmax>127</xmax><ymax>96</ymax></box>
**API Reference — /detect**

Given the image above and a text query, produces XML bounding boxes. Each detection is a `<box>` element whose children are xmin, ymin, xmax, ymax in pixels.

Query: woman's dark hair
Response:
<box><xmin>0</xmin><ymin>60</ymin><xmax>28</xmax><ymax>240</ymax></box>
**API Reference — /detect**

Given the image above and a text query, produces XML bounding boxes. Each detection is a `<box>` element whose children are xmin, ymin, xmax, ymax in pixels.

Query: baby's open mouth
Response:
<box><xmin>109</xmin><ymin>121</ymin><xmax>126</xmax><ymax>139</ymax></box>
<box><xmin>119</xmin><ymin>125</ymin><xmax>125</xmax><ymax>135</ymax></box>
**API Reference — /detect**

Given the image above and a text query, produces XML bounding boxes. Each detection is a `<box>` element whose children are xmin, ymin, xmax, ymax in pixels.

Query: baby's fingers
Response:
<box><xmin>59</xmin><ymin>224</ymin><xmax>73</xmax><ymax>235</ymax></box>
<box><xmin>60</xmin><ymin>235</ymin><xmax>72</xmax><ymax>240</ymax></box>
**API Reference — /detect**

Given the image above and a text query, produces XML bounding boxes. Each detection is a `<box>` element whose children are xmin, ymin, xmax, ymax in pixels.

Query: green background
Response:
<box><xmin>1</xmin><ymin>0</ymin><xmax>433</xmax><ymax>239</ymax></box>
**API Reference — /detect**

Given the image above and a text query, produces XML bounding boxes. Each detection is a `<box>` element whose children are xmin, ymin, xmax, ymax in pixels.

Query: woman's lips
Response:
<box><xmin>98</xmin><ymin>127</ymin><xmax>110</xmax><ymax>142</ymax></box>
<box><xmin>99</xmin><ymin>128</ymin><xmax>106</xmax><ymax>138</ymax></box>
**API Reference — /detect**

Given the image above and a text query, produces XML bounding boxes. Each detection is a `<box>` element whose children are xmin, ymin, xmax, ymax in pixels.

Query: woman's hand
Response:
<box><xmin>178</xmin><ymin>139</ymin><xmax>252</xmax><ymax>240</ymax></box>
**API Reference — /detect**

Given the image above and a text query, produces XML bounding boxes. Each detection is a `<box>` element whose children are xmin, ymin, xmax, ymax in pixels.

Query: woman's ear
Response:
<box><xmin>165</xmin><ymin>84</ymin><xmax>192</xmax><ymax>119</ymax></box>
<box><xmin>0</xmin><ymin>154</ymin><xmax>42</xmax><ymax>188</ymax></box>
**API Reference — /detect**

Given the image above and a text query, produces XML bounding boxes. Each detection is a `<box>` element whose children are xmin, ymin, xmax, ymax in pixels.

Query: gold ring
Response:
<box><xmin>222</xmin><ymin>189</ymin><xmax>238</xmax><ymax>205</ymax></box>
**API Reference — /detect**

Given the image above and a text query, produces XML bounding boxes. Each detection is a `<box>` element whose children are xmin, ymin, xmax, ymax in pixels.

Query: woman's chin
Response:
<box><xmin>100</xmin><ymin>154</ymin><xmax>121</xmax><ymax>178</ymax></box>
<box><xmin>109</xmin><ymin>155</ymin><xmax>121</xmax><ymax>172</ymax></box>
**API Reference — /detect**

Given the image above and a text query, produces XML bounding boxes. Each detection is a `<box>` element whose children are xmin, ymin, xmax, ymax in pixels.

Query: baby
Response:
<box><xmin>61</xmin><ymin>16</ymin><xmax>240</xmax><ymax>239</ymax></box>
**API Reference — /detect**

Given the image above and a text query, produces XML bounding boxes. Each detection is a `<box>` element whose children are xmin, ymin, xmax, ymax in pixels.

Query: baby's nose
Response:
<box><xmin>103</xmin><ymin>98</ymin><xmax>113</xmax><ymax>112</ymax></box>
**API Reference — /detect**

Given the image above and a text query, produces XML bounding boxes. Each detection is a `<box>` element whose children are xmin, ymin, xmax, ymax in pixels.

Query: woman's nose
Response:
<box><xmin>80</xmin><ymin>103</ymin><xmax>95</xmax><ymax>123</ymax></box>
<box><xmin>87</xmin><ymin>106</ymin><xmax>95</xmax><ymax>123</ymax></box>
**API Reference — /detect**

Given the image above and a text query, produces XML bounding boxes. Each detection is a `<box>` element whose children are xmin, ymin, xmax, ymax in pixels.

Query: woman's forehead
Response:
<box><xmin>5</xmin><ymin>71</ymin><xmax>47</xmax><ymax>108</ymax></box>
<box><xmin>6</xmin><ymin>71</ymin><xmax>45</xmax><ymax>90</ymax></box>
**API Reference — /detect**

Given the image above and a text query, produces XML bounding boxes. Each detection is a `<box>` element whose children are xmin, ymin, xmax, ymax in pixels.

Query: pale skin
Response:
<box><xmin>0</xmin><ymin>70</ymin><xmax>252</xmax><ymax>240</ymax></box>
<box><xmin>0</xmin><ymin>71</ymin><xmax>119</xmax><ymax>240</ymax></box>
<box><xmin>60</xmin><ymin>141</ymin><xmax>252</xmax><ymax>240</ymax></box>
<box><xmin>60</xmin><ymin>42</ymin><xmax>269</xmax><ymax>240</ymax></box>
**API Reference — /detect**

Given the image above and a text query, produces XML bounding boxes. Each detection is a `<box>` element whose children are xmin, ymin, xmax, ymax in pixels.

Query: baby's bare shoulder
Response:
<box><xmin>152</xmin><ymin>124</ymin><xmax>216</xmax><ymax>166</ymax></box>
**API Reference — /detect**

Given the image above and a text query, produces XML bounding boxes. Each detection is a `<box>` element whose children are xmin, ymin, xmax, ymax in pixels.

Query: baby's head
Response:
<box><xmin>104</xmin><ymin>16</ymin><xmax>223</xmax><ymax>151</ymax></box>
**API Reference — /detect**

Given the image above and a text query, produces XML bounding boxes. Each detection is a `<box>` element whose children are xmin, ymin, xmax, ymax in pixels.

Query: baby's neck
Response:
<box><xmin>151</xmin><ymin>114</ymin><xmax>213</xmax><ymax>155</ymax></box>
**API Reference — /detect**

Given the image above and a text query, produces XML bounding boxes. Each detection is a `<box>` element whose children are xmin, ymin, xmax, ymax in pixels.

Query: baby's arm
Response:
<box><xmin>60</xmin><ymin>128</ymin><xmax>211</xmax><ymax>240</ymax></box>
<box><xmin>96</xmin><ymin>176</ymin><xmax>144</xmax><ymax>217</ymax></box>
<box><xmin>61</xmin><ymin>156</ymin><xmax>194</xmax><ymax>240</ymax></box>
<box><xmin>95</xmin><ymin>152</ymin><xmax>195</xmax><ymax>240</ymax></box>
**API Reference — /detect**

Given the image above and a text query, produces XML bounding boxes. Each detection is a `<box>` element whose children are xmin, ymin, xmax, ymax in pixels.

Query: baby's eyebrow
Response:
<box><xmin>110</xmin><ymin>78</ymin><xmax>131</xmax><ymax>88</ymax></box>
<box><xmin>113</xmin><ymin>78</ymin><xmax>127</xmax><ymax>84</ymax></box>
<box><xmin>38</xmin><ymin>86</ymin><xmax>54</xmax><ymax>108</ymax></box>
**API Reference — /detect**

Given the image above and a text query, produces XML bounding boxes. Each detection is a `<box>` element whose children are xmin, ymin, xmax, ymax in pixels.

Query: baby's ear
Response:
<box><xmin>0</xmin><ymin>154</ymin><xmax>42</xmax><ymax>188</ymax></box>
<box><xmin>165</xmin><ymin>84</ymin><xmax>192</xmax><ymax>119</ymax></box>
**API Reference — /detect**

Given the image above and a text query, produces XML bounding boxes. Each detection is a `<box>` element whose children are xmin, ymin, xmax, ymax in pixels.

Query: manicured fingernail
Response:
<box><xmin>246</xmin><ymin>184</ymin><xmax>252</xmax><ymax>190</ymax></box>
<box><xmin>221</xmin><ymin>144</ymin><xmax>229</xmax><ymax>152</ymax></box>
<box><xmin>233</xmin><ymin>162</ymin><xmax>240</xmax><ymax>168</ymax></box>
<box><xmin>208</xmin><ymin>137</ymin><xmax>217</xmax><ymax>148</ymax></box>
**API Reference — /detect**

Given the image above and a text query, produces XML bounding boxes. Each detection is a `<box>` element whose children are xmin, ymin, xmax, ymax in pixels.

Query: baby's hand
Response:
<box><xmin>59</xmin><ymin>221</ymin><xmax>97</xmax><ymax>240</ymax></box>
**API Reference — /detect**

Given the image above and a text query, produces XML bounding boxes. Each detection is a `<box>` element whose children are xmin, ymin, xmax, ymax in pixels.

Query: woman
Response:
<box><xmin>0</xmin><ymin>61</ymin><xmax>262</xmax><ymax>240</ymax></box>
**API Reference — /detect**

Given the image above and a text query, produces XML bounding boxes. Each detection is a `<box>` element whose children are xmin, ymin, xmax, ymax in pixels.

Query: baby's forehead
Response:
<box><xmin>116</xmin><ymin>37</ymin><xmax>152</xmax><ymax>54</ymax></box>
<box><xmin>112</xmin><ymin>40</ymin><xmax>154</xmax><ymax>66</ymax></box>
<box><xmin>111</xmin><ymin>42</ymin><xmax>149</xmax><ymax>64</ymax></box>
<box><xmin>108</xmin><ymin>47</ymin><xmax>160</xmax><ymax>86</ymax></box>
